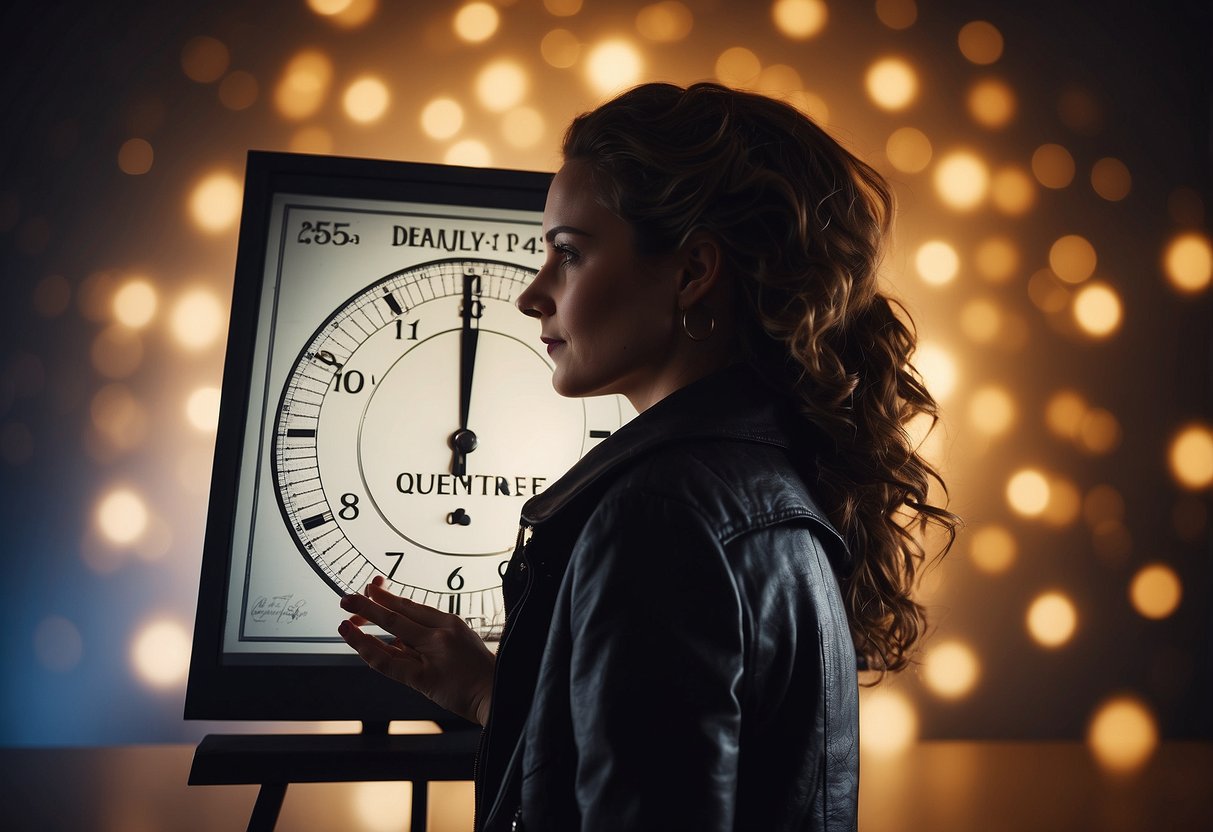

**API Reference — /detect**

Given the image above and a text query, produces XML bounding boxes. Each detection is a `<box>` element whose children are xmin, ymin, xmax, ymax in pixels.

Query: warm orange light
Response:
<box><xmin>1130</xmin><ymin>563</ymin><xmax>1182</xmax><ymax>620</ymax></box>
<box><xmin>1077</xmin><ymin>408</ymin><xmax>1121</xmax><ymax>455</ymax></box>
<box><xmin>1091</xmin><ymin>157</ymin><xmax>1132</xmax><ymax>201</ymax></box>
<box><xmin>1163</xmin><ymin>232</ymin><xmax>1213</xmax><ymax>294</ymax></box>
<box><xmin>934</xmin><ymin>151</ymin><xmax>989</xmax><ymax>210</ymax></box>
<box><xmin>274</xmin><ymin>50</ymin><xmax>333</xmax><ymax>120</ymax></box>
<box><xmin>1032</xmin><ymin>143</ymin><xmax>1076</xmax><ymax>189</ymax></box>
<box><xmin>501</xmin><ymin>107</ymin><xmax>545</xmax><ymax>149</ymax></box>
<box><xmin>1087</xmin><ymin>697</ymin><xmax>1158</xmax><ymax>775</ymax></box>
<box><xmin>967</xmin><ymin>77</ymin><xmax>1015</xmax><ymax>128</ymax></box>
<box><xmin>859</xmin><ymin>689</ymin><xmax>917</xmax><ymax>756</ymax></box>
<box><xmin>170</xmin><ymin>288</ymin><xmax>226</xmax><ymax>351</ymax></box>
<box><xmin>772</xmin><ymin>0</ymin><xmax>828</xmax><ymax>39</ymax></box>
<box><xmin>188</xmin><ymin>172</ymin><xmax>242</xmax><ymax>233</ymax></box>
<box><xmin>865</xmin><ymin>57</ymin><xmax>918</xmax><ymax>110</ymax></box>
<box><xmin>875</xmin><ymin>0</ymin><xmax>916</xmax><ymax>29</ymax></box>
<box><xmin>445</xmin><ymin>139</ymin><xmax>492</xmax><ymax>168</ymax></box>
<box><xmin>218</xmin><ymin>71</ymin><xmax>259</xmax><ymax>111</ymax></box>
<box><xmin>636</xmin><ymin>1</ymin><xmax>694</xmax><ymax>42</ymax></box>
<box><xmin>1072</xmin><ymin>281</ymin><xmax>1122</xmax><ymax>338</ymax></box>
<box><xmin>421</xmin><ymin>98</ymin><xmax>464</xmax><ymax>140</ymax></box>
<box><xmin>541</xmin><ymin>29</ymin><xmax>581</xmax><ymax>68</ymax></box>
<box><xmin>1045</xmin><ymin>390</ymin><xmax>1087</xmax><ymax>439</ymax></box>
<box><xmin>1026</xmin><ymin>591</ymin><xmax>1077</xmax><ymax>647</ymax></box>
<box><xmin>967</xmin><ymin>384</ymin><xmax>1015</xmax><ymax>436</ymax></box>
<box><xmin>991</xmin><ymin>165</ymin><xmax>1037</xmax><ymax>215</ymax></box>
<box><xmin>959</xmin><ymin>299</ymin><xmax>1001</xmax><ymax>344</ymax></box>
<box><xmin>1040</xmin><ymin>475</ymin><xmax>1082</xmax><ymax>528</ymax></box>
<box><xmin>343</xmin><ymin>76</ymin><xmax>390</xmax><ymax>123</ymax></box>
<box><xmin>586</xmin><ymin>39</ymin><xmax>644</xmax><ymax>94</ymax></box>
<box><xmin>886</xmin><ymin>126</ymin><xmax>932</xmax><ymax>174</ymax></box>
<box><xmin>131</xmin><ymin>619</ymin><xmax>192</xmax><ymax>689</ymax></box>
<box><xmin>112</xmin><ymin>278</ymin><xmax>158</xmax><ymax>329</ymax></box>
<box><xmin>913</xmin><ymin>341</ymin><xmax>958</xmax><ymax>401</ymax></box>
<box><xmin>118</xmin><ymin>138</ymin><xmax>154</xmax><ymax>175</ymax></box>
<box><xmin>969</xmin><ymin>524</ymin><xmax>1016</xmax><ymax>574</ymax></box>
<box><xmin>453</xmin><ymin>2</ymin><xmax>500</xmax><ymax>43</ymax></box>
<box><xmin>1049</xmin><ymin>234</ymin><xmax>1097</xmax><ymax>283</ymax></box>
<box><xmin>973</xmin><ymin>235</ymin><xmax>1018</xmax><ymax>282</ymax></box>
<box><xmin>915</xmin><ymin>241</ymin><xmax>959</xmax><ymax>285</ymax></box>
<box><xmin>1168</xmin><ymin>424</ymin><xmax>1213</xmax><ymax>489</ymax></box>
<box><xmin>181</xmin><ymin>36</ymin><xmax>229</xmax><ymax>83</ymax></box>
<box><xmin>353</xmin><ymin>781</ymin><xmax>413</xmax><ymax>832</ymax></box>
<box><xmin>958</xmin><ymin>20</ymin><xmax>1003</xmax><ymax>64</ymax></box>
<box><xmin>1007</xmin><ymin>468</ymin><xmax>1049</xmax><ymax>516</ymax></box>
<box><xmin>476</xmin><ymin>60</ymin><xmax>529</xmax><ymax>112</ymax></box>
<box><xmin>186</xmin><ymin>387</ymin><xmax>222</xmax><ymax>432</ymax></box>
<box><xmin>97</xmin><ymin>487</ymin><xmax>149</xmax><ymax>545</ymax></box>
<box><xmin>543</xmin><ymin>0</ymin><xmax>583</xmax><ymax>15</ymax></box>
<box><xmin>289</xmin><ymin>126</ymin><xmax>334</xmax><ymax>154</ymax></box>
<box><xmin>923</xmin><ymin>641</ymin><xmax>980</xmax><ymax>699</ymax></box>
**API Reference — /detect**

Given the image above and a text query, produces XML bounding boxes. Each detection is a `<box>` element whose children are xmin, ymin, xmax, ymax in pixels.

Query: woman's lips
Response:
<box><xmin>540</xmin><ymin>336</ymin><xmax>564</xmax><ymax>356</ymax></box>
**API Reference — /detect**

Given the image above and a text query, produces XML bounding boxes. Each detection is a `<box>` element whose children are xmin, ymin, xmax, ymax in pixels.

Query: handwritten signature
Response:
<box><xmin>251</xmin><ymin>594</ymin><xmax>309</xmax><ymax>624</ymax></box>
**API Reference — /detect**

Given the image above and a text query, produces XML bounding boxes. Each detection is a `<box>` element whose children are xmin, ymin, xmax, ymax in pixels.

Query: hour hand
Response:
<box><xmin>451</xmin><ymin>271</ymin><xmax>481</xmax><ymax>476</ymax></box>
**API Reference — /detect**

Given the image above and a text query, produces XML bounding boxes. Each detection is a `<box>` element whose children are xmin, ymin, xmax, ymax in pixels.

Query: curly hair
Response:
<box><xmin>563</xmin><ymin>82</ymin><xmax>959</xmax><ymax>674</ymax></box>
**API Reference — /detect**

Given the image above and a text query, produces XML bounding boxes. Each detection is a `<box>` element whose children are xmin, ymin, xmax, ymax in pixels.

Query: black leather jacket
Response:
<box><xmin>475</xmin><ymin>365</ymin><xmax>859</xmax><ymax>832</ymax></box>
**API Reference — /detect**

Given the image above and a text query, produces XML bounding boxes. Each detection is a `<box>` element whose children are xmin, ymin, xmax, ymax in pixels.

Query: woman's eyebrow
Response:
<box><xmin>544</xmin><ymin>225</ymin><xmax>593</xmax><ymax>242</ymax></box>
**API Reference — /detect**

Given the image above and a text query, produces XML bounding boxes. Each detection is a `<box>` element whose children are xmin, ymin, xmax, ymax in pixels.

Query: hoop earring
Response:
<box><xmin>681</xmin><ymin>307</ymin><xmax>716</xmax><ymax>342</ymax></box>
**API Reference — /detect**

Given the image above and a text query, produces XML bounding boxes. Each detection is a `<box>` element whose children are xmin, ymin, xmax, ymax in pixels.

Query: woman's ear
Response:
<box><xmin>675</xmin><ymin>232</ymin><xmax>724</xmax><ymax>309</ymax></box>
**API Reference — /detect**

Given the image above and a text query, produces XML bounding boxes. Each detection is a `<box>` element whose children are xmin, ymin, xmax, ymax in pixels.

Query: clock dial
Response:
<box><xmin>272</xmin><ymin>258</ymin><xmax>623</xmax><ymax>639</ymax></box>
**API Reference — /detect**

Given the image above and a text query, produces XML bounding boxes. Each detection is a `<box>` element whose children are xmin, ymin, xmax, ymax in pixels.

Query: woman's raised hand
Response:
<box><xmin>338</xmin><ymin>575</ymin><xmax>496</xmax><ymax>726</ymax></box>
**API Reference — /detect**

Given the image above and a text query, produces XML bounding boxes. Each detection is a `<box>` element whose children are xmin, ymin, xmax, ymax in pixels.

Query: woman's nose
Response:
<box><xmin>516</xmin><ymin>266</ymin><xmax>554</xmax><ymax>318</ymax></box>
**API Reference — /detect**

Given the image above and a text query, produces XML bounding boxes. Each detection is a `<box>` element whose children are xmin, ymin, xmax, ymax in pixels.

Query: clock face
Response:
<box><xmin>271</xmin><ymin>258</ymin><xmax>623</xmax><ymax>639</ymax></box>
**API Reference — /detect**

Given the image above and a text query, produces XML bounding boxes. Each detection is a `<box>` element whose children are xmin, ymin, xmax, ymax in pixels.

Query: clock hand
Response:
<box><xmin>451</xmin><ymin>271</ymin><xmax>480</xmax><ymax>476</ymax></box>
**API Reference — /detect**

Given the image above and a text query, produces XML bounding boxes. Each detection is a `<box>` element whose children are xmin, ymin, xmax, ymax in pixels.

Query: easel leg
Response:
<box><xmin>410</xmin><ymin>779</ymin><xmax>428</xmax><ymax>832</ymax></box>
<box><xmin>247</xmin><ymin>782</ymin><xmax>287</xmax><ymax>832</ymax></box>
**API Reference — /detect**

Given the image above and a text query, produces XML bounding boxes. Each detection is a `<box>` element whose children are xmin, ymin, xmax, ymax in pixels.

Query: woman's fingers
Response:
<box><xmin>339</xmin><ymin>592</ymin><xmax>429</xmax><ymax>643</ymax></box>
<box><xmin>337</xmin><ymin>619</ymin><xmax>422</xmax><ymax>682</ymax></box>
<box><xmin>365</xmin><ymin>580</ymin><xmax>455</xmax><ymax>628</ymax></box>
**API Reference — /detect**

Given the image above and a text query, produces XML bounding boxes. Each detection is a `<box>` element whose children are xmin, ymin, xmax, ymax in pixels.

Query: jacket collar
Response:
<box><xmin>522</xmin><ymin>363</ymin><xmax>799</xmax><ymax>526</ymax></box>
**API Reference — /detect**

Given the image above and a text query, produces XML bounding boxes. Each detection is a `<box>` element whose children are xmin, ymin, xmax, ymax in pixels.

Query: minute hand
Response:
<box><xmin>452</xmin><ymin>272</ymin><xmax>480</xmax><ymax>476</ymax></box>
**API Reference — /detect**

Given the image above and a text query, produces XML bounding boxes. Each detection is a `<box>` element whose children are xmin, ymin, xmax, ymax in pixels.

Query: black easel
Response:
<box><xmin>188</xmin><ymin>721</ymin><xmax>479</xmax><ymax>832</ymax></box>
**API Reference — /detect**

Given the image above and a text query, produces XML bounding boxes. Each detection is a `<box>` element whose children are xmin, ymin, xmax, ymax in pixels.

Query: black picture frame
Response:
<box><xmin>184</xmin><ymin>151</ymin><xmax>552</xmax><ymax>723</ymax></box>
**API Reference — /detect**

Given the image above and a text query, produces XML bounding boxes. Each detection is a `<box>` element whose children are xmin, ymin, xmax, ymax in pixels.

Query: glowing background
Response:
<box><xmin>1</xmin><ymin>0</ymin><xmax>1209</xmax><ymax>780</ymax></box>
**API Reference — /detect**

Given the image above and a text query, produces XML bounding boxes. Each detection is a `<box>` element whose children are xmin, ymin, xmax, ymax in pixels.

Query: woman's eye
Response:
<box><xmin>553</xmin><ymin>243</ymin><xmax>578</xmax><ymax>264</ymax></box>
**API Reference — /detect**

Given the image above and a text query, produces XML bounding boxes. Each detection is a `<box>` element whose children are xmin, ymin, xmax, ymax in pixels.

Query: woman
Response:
<box><xmin>339</xmin><ymin>82</ymin><xmax>957</xmax><ymax>831</ymax></box>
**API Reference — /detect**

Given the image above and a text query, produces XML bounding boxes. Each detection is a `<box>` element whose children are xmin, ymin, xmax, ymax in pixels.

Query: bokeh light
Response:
<box><xmin>859</xmin><ymin>689</ymin><xmax>918</xmax><ymax>756</ymax></box>
<box><xmin>90</xmin><ymin>326</ymin><xmax>143</xmax><ymax>378</ymax></box>
<box><xmin>112</xmin><ymin>278</ymin><xmax>158</xmax><ymax>329</ymax></box>
<box><xmin>320</xmin><ymin>0</ymin><xmax>377</xmax><ymax>28</ymax></box>
<box><xmin>1049</xmin><ymin>234</ymin><xmax>1097</xmax><ymax>284</ymax></box>
<box><xmin>96</xmin><ymin>487</ymin><xmax>149</xmax><ymax>545</ymax></box>
<box><xmin>181</xmin><ymin>36</ymin><xmax>229</xmax><ymax>83</ymax></box>
<box><xmin>923</xmin><ymin>640</ymin><xmax>980</xmax><ymax>699</ymax></box>
<box><xmin>1072</xmin><ymin>281</ymin><xmax>1123</xmax><ymax>338</ymax></box>
<box><xmin>875</xmin><ymin>0</ymin><xmax>917</xmax><ymax>29</ymax></box>
<box><xmin>771</xmin><ymin>0</ymin><xmax>828</xmax><ymax>40</ymax></box>
<box><xmin>274</xmin><ymin>50</ymin><xmax>333</xmax><ymax>120</ymax></box>
<box><xmin>1084</xmin><ymin>484</ymin><xmax>1125</xmax><ymax>527</ymax></box>
<box><xmin>586</xmin><ymin>39</ymin><xmax>644</xmax><ymax>94</ymax></box>
<box><xmin>967</xmin><ymin>384</ymin><xmax>1015</xmax><ymax>437</ymax></box>
<box><xmin>716</xmin><ymin>47</ymin><xmax>762</xmax><ymax>86</ymax></box>
<box><xmin>218</xmin><ymin>71</ymin><xmax>259</xmax><ymax>111</ymax></box>
<box><xmin>1032</xmin><ymin>143</ymin><xmax>1076</xmax><ymax>189</ymax></box>
<box><xmin>90</xmin><ymin>383</ymin><xmax>149</xmax><ymax>451</ymax></box>
<box><xmin>476</xmin><ymin>60</ymin><xmax>528</xmax><ymax>112</ymax></box>
<box><xmin>289</xmin><ymin>126</ymin><xmax>334</xmax><ymax>154</ymax></box>
<box><xmin>1007</xmin><ymin>468</ymin><xmax>1049</xmax><ymax>516</ymax></box>
<box><xmin>1027</xmin><ymin>591</ymin><xmax>1077</xmax><ymax>647</ymax></box>
<box><xmin>343</xmin><ymin>75</ymin><xmax>390</xmax><ymax>123</ymax></box>
<box><xmin>188</xmin><ymin>172</ymin><xmax>242</xmax><ymax>233</ymax></box>
<box><xmin>453</xmin><ymin>2</ymin><xmax>500</xmax><ymax>43</ymax></box>
<box><xmin>1076</xmin><ymin>408</ymin><xmax>1121</xmax><ymax>455</ymax></box>
<box><xmin>421</xmin><ymin>98</ymin><xmax>464</xmax><ymax>140</ymax></box>
<box><xmin>915</xmin><ymin>240</ymin><xmax>959</xmax><ymax>285</ymax></box>
<box><xmin>969</xmin><ymin>524</ymin><xmax>1017</xmax><ymax>574</ymax></box>
<box><xmin>501</xmin><ymin>107</ymin><xmax>546</xmax><ymax>149</ymax></box>
<box><xmin>1129</xmin><ymin>563</ymin><xmax>1182</xmax><ymax>620</ymax></box>
<box><xmin>130</xmin><ymin>619</ymin><xmax>192</xmax><ymax>689</ymax></box>
<box><xmin>186</xmin><ymin>387</ymin><xmax>222</xmax><ymax>432</ymax></box>
<box><xmin>991</xmin><ymin>165</ymin><xmax>1037</xmax><ymax>215</ymax></box>
<box><xmin>34</xmin><ymin>616</ymin><xmax>84</xmax><ymax>673</ymax></box>
<box><xmin>636</xmin><ymin>1</ymin><xmax>694</xmax><ymax>42</ymax></box>
<box><xmin>1091</xmin><ymin>157</ymin><xmax>1132</xmax><ymax>201</ymax></box>
<box><xmin>1087</xmin><ymin>696</ymin><xmax>1158</xmax><ymax>774</ymax></box>
<box><xmin>117</xmin><ymin>138</ymin><xmax>154</xmax><ymax>175</ymax></box>
<box><xmin>541</xmin><ymin>29</ymin><xmax>581</xmax><ymax>68</ymax></box>
<box><xmin>543</xmin><ymin>0</ymin><xmax>582</xmax><ymax>15</ymax></box>
<box><xmin>1040</xmin><ymin>474</ymin><xmax>1082</xmax><ymax>528</ymax></box>
<box><xmin>958</xmin><ymin>20</ymin><xmax>1003</xmax><ymax>64</ymax></box>
<box><xmin>866</xmin><ymin>57</ymin><xmax>918</xmax><ymax>110</ymax></box>
<box><xmin>445</xmin><ymin>139</ymin><xmax>492</xmax><ymax>167</ymax></box>
<box><xmin>307</xmin><ymin>0</ymin><xmax>354</xmax><ymax>15</ymax></box>
<box><xmin>170</xmin><ymin>288</ymin><xmax>227</xmax><ymax>351</ymax></box>
<box><xmin>1045</xmin><ymin>389</ymin><xmax>1087</xmax><ymax>440</ymax></box>
<box><xmin>959</xmin><ymin>298</ymin><xmax>1002</xmax><ymax>344</ymax></box>
<box><xmin>974</xmin><ymin>236</ymin><xmax>1019</xmax><ymax>282</ymax></box>
<box><xmin>1168</xmin><ymin>424</ymin><xmax>1213</xmax><ymax>489</ymax></box>
<box><xmin>352</xmin><ymin>781</ymin><xmax>413</xmax><ymax>832</ymax></box>
<box><xmin>913</xmin><ymin>341</ymin><xmax>958</xmax><ymax>400</ymax></box>
<box><xmin>967</xmin><ymin>77</ymin><xmax>1015</xmax><ymax>128</ymax></box>
<box><xmin>886</xmin><ymin>126</ymin><xmax>932</xmax><ymax>173</ymax></box>
<box><xmin>1163</xmin><ymin>232</ymin><xmax>1213</xmax><ymax>294</ymax></box>
<box><xmin>935</xmin><ymin>151</ymin><xmax>989</xmax><ymax>210</ymax></box>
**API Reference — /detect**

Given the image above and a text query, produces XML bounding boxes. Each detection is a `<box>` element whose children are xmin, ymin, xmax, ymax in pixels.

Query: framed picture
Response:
<box><xmin>185</xmin><ymin>151</ymin><xmax>628</xmax><ymax>722</ymax></box>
